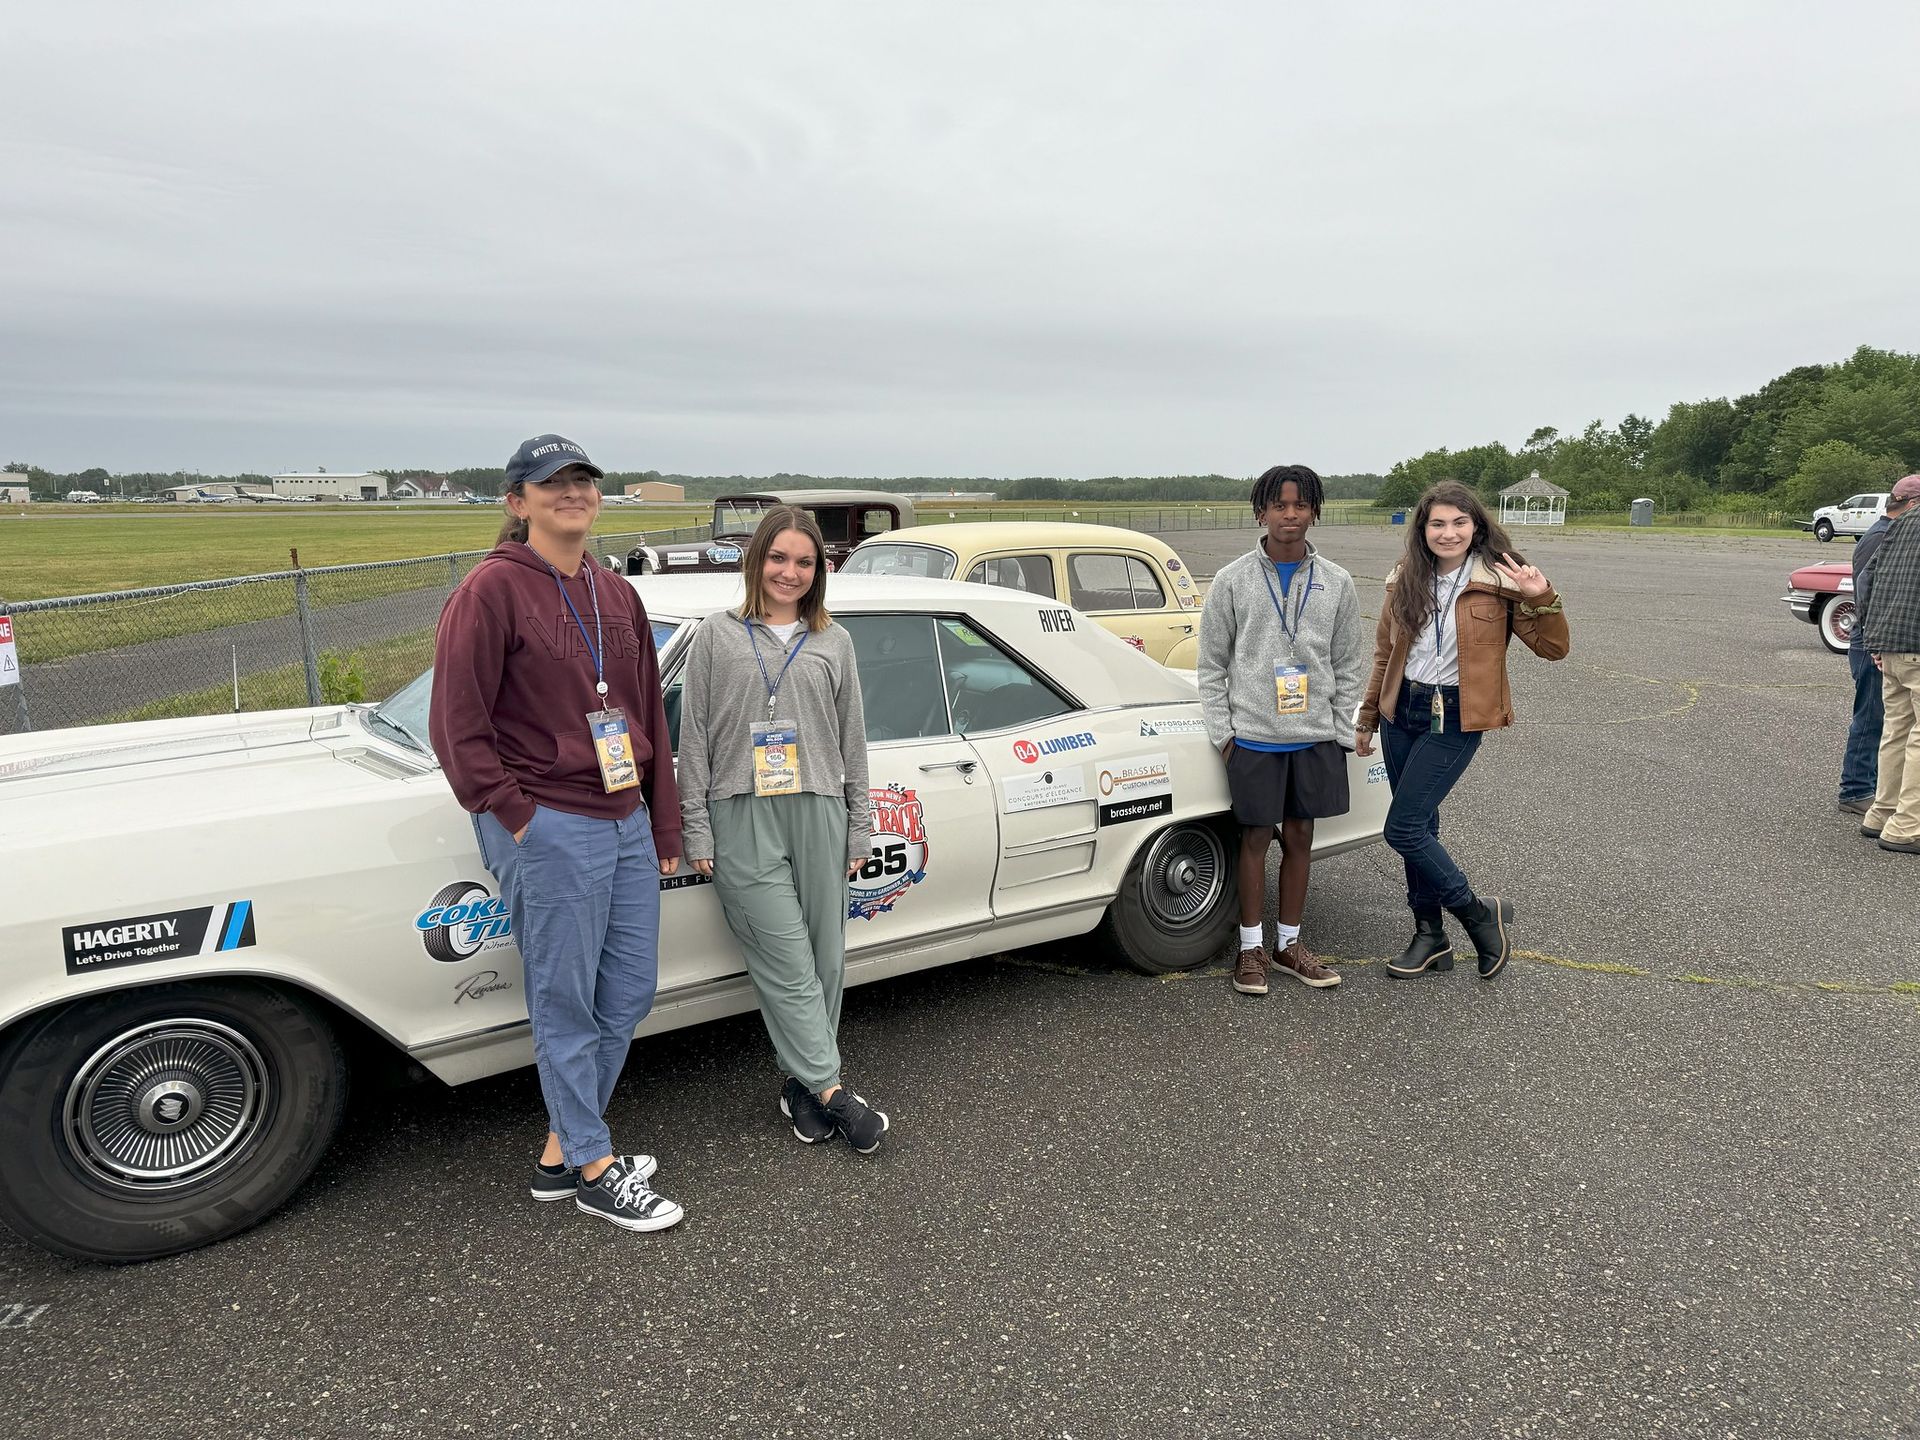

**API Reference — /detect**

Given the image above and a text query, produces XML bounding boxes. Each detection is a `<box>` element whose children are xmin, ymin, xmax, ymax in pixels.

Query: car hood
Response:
<box><xmin>1788</xmin><ymin>562</ymin><xmax>1853</xmax><ymax>585</ymax></box>
<box><xmin>0</xmin><ymin>707</ymin><xmax>340</xmax><ymax>784</ymax></box>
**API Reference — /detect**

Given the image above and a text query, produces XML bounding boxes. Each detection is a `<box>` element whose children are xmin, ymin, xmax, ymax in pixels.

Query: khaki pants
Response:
<box><xmin>1865</xmin><ymin>653</ymin><xmax>1920</xmax><ymax>845</ymax></box>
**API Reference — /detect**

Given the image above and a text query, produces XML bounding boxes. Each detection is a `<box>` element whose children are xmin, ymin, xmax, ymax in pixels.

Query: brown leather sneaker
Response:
<box><xmin>1231</xmin><ymin>945</ymin><xmax>1270</xmax><ymax>995</ymax></box>
<box><xmin>1273</xmin><ymin>939</ymin><xmax>1341</xmax><ymax>989</ymax></box>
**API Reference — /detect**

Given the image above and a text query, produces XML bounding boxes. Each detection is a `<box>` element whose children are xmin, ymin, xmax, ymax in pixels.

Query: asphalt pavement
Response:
<box><xmin>3</xmin><ymin>523</ymin><xmax>1914</xmax><ymax>1439</ymax></box>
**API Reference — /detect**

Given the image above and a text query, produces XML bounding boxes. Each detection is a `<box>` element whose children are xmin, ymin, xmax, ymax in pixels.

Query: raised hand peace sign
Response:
<box><xmin>1492</xmin><ymin>552</ymin><xmax>1551</xmax><ymax>599</ymax></box>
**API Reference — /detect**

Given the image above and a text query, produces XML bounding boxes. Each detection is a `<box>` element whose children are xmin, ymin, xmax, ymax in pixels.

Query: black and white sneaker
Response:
<box><xmin>823</xmin><ymin>1089</ymin><xmax>890</xmax><ymax>1155</ymax></box>
<box><xmin>530</xmin><ymin>1152</ymin><xmax>657</xmax><ymax>1202</ymax></box>
<box><xmin>780</xmin><ymin>1077</ymin><xmax>836</xmax><ymax>1144</ymax></box>
<box><xmin>574</xmin><ymin>1157</ymin><xmax>683</xmax><ymax>1232</ymax></box>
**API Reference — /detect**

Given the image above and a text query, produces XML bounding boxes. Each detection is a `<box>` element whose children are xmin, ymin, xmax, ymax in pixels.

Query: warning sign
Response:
<box><xmin>0</xmin><ymin>615</ymin><xmax>17</xmax><ymax>689</ymax></box>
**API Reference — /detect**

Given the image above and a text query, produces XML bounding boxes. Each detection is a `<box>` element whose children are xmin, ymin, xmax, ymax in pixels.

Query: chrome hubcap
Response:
<box><xmin>65</xmin><ymin>1020</ymin><xmax>268</xmax><ymax>1192</ymax></box>
<box><xmin>1140</xmin><ymin>826</ymin><xmax>1226</xmax><ymax>931</ymax></box>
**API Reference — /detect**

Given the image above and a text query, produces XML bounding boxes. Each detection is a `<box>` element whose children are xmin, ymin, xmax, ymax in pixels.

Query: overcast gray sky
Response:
<box><xmin>5</xmin><ymin>2</ymin><xmax>1917</xmax><ymax>478</ymax></box>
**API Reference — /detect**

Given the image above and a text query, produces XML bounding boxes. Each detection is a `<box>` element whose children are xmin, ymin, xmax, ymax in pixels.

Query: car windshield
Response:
<box><xmin>363</xmin><ymin>620</ymin><xmax>681</xmax><ymax>759</ymax></box>
<box><xmin>840</xmin><ymin>543</ymin><xmax>957</xmax><ymax>580</ymax></box>
<box><xmin>713</xmin><ymin>499</ymin><xmax>772</xmax><ymax>536</ymax></box>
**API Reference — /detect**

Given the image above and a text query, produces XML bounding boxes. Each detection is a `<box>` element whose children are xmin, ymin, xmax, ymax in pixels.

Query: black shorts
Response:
<box><xmin>1226</xmin><ymin>739</ymin><xmax>1352</xmax><ymax>824</ymax></box>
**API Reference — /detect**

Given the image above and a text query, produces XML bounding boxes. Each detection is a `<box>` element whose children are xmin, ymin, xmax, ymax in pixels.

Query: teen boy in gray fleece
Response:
<box><xmin>1198</xmin><ymin>464</ymin><xmax>1366</xmax><ymax>997</ymax></box>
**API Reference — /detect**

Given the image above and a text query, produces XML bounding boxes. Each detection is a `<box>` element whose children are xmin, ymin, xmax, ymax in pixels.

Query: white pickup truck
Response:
<box><xmin>1810</xmin><ymin>493</ymin><xmax>1888</xmax><ymax>542</ymax></box>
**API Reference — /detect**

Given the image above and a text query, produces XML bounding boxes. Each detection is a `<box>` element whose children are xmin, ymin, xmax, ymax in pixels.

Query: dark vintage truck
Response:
<box><xmin>609</xmin><ymin>490</ymin><xmax>916</xmax><ymax>575</ymax></box>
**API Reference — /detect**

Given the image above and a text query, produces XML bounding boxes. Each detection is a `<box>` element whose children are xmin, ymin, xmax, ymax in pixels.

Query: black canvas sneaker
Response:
<box><xmin>574</xmin><ymin>1157</ymin><xmax>683</xmax><ymax>1232</ymax></box>
<box><xmin>530</xmin><ymin>1152</ymin><xmax>656</xmax><ymax>1202</ymax></box>
<box><xmin>823</xmin><ymin>1089</ymin><xmax>890</xmax><ymax>1155</ymax></box>
<box><xmin>780</xmin><ymin>1077</ymin><xmax>836</xmax><ymax>1144</ymax></box>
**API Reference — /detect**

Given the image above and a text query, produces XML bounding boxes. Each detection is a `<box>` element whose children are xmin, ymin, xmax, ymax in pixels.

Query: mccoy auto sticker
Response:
<box><xmin>1001</xmin><ymin>765</ymin><xmax>1089</xmax><ymax>813</ymax></box>
<box><xmin>416</xmin><ymin>881</ymin><xmax>514</xmax><ymax>964</ymax></box>
<box><xmin>64</xmin><ymin>901</ymin><xmax>256</xmax><ymax>976</ymax></box>
<box><xmin>1367</xmin><ymin>761</ymin><xmax>1388</xmax><ymax>785</ymax></box>
<box><xmin>850</xmin><ymin>784</ymin><xmax>929</xmax><ymax>921</ymax></box>
<box><xmin>1096</xmin><ymin>753</ymin><xmax>1173</xmax><ymax>827</ymax></box>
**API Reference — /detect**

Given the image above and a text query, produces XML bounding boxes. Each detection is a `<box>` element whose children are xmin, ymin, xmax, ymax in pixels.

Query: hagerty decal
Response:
<box><xmin>849</xmin><ymin>784</ymin><xmax>929</xmax><ymax>921</ymax></box>
<box><xmin>416</xmin><ymin>881</ymin><xmax>515</xmax><ymax>964</ymax></box>
<box><xmin>64</xmin><ymin>901</ymin><xmax>256</xmax><ymax>976</ymax></box>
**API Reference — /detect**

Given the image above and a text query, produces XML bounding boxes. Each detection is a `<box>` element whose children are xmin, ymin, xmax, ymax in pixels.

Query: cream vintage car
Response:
<box><xmin>840</xmin><ymin>522</ymin><xmax>1206</xmax><ymax>667</ymax></box>
<box><xmin>0</xmin><ymin>575</ymin><xmax>1387</xmax><ymax>1262</ymax></box>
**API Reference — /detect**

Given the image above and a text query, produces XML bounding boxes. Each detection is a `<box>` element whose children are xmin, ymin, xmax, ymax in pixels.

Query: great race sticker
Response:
<box><xmin>64</xmin><ymin>901</ymin><xmax>256</xmax><ymax>976</ymax></box>
<box><xmin>706</xmin><ymin>545</ymin><xmax>743</xmax><ymax>565</ymax></box>
<box><xmin>849</xmin><ymin>784</ymin><xmax>929</xmax><ymax>921</ymax></box>
<box><xmin>416</xmin><ymin>881</ymin><xmax>515</xmax><ymax>964</ymax></box>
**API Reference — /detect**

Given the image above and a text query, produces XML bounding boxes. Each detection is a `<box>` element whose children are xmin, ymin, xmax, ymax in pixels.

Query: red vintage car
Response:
<box><xmin>1782</xmin><ymin>561</ymin><xmax>1856</xmax><ymax>653</ymax></box>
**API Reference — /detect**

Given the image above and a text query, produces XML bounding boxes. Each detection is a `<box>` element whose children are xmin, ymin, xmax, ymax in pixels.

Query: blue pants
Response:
<box><xmin>1380</xmin><ymin>683</ymin><xmax>1484</xmax><ymax>912</ymax></box>
<box><xmin>1840</xmin><ymin>645</ymin><xmax>1884</xmax><ymax>803</ymax></box>
<box><xmin>475</xmin><ymin>804</ymin><xmax>661</xmax><ymax>1168</ymax></box>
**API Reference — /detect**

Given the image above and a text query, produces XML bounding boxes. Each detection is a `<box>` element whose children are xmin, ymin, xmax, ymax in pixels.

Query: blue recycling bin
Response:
<box><xmin>1390</xmin><ymin>510</ymin><xmax>1407</xmax><ymax>525</ymax></box>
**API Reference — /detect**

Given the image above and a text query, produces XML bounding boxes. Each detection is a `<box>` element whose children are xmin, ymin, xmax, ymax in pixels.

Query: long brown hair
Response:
<box><xmin>1388</xmin><ymin>481</ymin><xmax>1522</xmax><ymax>639</ymax></box>
<box><xmin>739</xmin><ymin>506</ymin><xmax>832</xmax><ymax>633</ymax></box>
<box><xmin>495</xmin><ymin>502</ymin><xmax>528</xmax><ymax>546</ymax></box>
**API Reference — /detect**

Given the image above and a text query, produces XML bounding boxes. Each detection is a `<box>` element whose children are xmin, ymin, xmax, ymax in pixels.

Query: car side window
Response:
<box><xmin>933</xmin><ymin>618</ymin><xmax>1073</xmax><ymax>734</ymax></box>
<box><xmin>1068</xmin><ymin>552</ymin><xmax>1165</xmax><ymax>612</ymax></box>
<box><xmin>839</xmin><ymin>614</ymin><xmax>953</xmax><ymax>743</ymax></box>
<box><xmin>966</xmin><ymin>553</ymin><xmax>1057</xmax><ymax>599</ymax></box>
<box><xmin>858</xmin><ymin>508</ymin><xmax>895</xmax><ymax>540</ymax></box>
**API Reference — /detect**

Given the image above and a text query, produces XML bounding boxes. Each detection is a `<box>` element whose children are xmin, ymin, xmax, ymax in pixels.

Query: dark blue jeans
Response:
<box><xmin>1841</xmin><ymin>645</ymin><xmax>1884</xmax><ymax>803</ymax></box>
<box><xmin>1380</xmin><ymin>683</ymin><xmax>1484</xmax><ymax>912</ymax></box>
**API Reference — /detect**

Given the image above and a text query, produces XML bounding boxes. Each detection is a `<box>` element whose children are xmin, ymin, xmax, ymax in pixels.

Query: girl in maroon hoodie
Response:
<box><xmin>429</xmin><ymin>434</ymin><xmax>684</xmax><ymax>1235</ymax></box>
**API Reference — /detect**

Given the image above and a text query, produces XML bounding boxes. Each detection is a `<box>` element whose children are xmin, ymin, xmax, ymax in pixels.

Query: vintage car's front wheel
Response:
<box><xmin>1816</xmin><ymin>595</ymin><xmax>1855</xmax><ymax>654</ymax></box>
<box><xmin>1098</xmin><ymin>821</ymin><xmax>1235</xmax><ymax>974</ymax></box>
<box><xmin>0</xmin><ymin>981</ymin><xmax>348</xmax><ymax>1263</ymax></box>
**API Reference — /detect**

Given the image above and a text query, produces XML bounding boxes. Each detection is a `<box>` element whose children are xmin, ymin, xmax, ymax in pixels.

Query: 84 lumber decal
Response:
<box><xmin>64</xmin><ymin>901</ymin><xmax>256</xmax><ymax>975</ymax></box>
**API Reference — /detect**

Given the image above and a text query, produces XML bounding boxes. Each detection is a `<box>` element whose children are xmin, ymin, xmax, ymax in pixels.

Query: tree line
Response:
<box><xmin>1373</xmin><ymin>344</ymin><xmax>1920</xmax><ymax>514</ymax></box>
<box><xmin>12</xmin><ymin>343</ymin><xmax>1917</xmax><ymax>516</ymax></box>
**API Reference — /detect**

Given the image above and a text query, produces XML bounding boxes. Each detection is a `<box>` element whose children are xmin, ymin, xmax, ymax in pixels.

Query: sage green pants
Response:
<box><xmin>710</xmin><ymin>793</ymin><xmax>850</xmax><ymax>1092</ymax></box>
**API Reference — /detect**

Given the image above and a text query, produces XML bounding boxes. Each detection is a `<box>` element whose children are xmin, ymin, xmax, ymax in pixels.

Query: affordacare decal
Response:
<box><xmin>1138</xmin><ymin>717</ymin><xmax>1207</xmax><ymax>737</ymax></box>
<box><xmin>65</xmin><ymin>901</ymin><xmax>256</xmax><ymax>976</ymax></box>
<box><xmin>1097</xmin><ymin>753</ymin><xmax>1173</xmax><ymax>827</ymax></box>
<box><xmin>850</xmin><ymin>784</ymin><xmax>929</xmax><ymax>921</ymax></box>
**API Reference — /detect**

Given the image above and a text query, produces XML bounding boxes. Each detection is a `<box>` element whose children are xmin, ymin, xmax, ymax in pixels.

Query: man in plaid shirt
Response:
<box><xmin>1857</xmin><ymin>473</ymin><xmax>1920</xmax><ymax>854</ymax></box>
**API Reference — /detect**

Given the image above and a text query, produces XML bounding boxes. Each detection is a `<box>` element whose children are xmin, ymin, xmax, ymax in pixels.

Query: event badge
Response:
<box><xmin>1274</xmin><ymin>664</ymin><xmax>1309</xmax><ymax>716</ymax></box>
<box><xmin>1429</xmin><ymin>689</ymin><xmax>1446</xmax><ymax>735</ymax></box>
<box><xmin>751</xmin><ymin>719</ymin><xmax>802</xmax><ymax>796</ymax></box>
<box><xmin>588</xmin><ymin>709</ymin><xmax>639</xmax><ymax>793</ymax></box>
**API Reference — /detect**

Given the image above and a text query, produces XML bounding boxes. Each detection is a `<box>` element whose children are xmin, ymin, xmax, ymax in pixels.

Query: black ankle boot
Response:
<box><xmin>1386</xmin><ymin>910</ymin><xmax>1453</xmax><ymax>977</ymax></box>
<box><xmin>1447</xmin><ymin>896</ymin><xmax>1514</xmax><ymax>979</ymax></box>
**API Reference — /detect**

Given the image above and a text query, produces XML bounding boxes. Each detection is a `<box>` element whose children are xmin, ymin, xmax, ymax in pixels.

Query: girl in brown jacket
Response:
<box><xmin>1354</xmin><ymin>481</ymin><xmax>1570</xmax><ymax>979</ymax></box>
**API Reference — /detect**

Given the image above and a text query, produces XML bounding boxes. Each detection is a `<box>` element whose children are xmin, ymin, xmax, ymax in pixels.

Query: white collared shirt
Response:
<box><xmin>1404</xmin><ymin>562</ymin><xmax>1471</xmax><ymax>685</ymax></box>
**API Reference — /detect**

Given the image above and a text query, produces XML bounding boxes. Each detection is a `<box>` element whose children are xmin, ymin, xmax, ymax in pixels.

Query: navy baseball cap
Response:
<box><xmin>506</xmin><ymin>434</ymin><xmax>604</xmax><ymax>489</ymax></box>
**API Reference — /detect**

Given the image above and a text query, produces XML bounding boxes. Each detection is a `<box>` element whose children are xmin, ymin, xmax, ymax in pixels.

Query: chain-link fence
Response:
<box><xmin>0</xmin><ymin>528</ymin><xmax>692</xmax><ymax>735</ymax></box>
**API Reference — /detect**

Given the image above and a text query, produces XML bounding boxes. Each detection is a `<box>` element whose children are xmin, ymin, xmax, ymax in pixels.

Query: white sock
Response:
<box><xmin>1238</xmin><ymin>925</ymin><xmax>1263</xmax><ymax>950</ymax></box>
<box><xmin>1277</xmin><ymin>923</ymin><xmax>1302</xmax><ymax>949</ymax></box>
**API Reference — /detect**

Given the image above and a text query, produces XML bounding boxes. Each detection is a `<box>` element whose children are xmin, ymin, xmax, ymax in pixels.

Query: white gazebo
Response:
<box><xmin>1499</xmin><ymin>471</ymin><xmax>1569</xmax><ymax>526</ymax></box>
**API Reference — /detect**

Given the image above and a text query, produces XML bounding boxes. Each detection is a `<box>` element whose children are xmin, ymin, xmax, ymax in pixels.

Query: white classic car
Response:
<box><xmin>0</xmin><ymin>576</ymin><xmax>1388</xmax><ymax>1262</ymax></box>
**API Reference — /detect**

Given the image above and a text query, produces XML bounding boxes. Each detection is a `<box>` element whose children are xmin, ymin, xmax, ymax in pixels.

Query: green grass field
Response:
<box><xmin>0</xmin><ymin>504</ymin><xmax>710</xmax><ymax>601</ymax></box>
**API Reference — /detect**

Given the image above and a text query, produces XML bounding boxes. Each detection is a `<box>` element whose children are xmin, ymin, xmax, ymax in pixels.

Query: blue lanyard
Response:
<box><xmin>532</xmin><ymin>547</ymin><xmax>606</xmax><ymax>698</ymax></box>
<box><xmin>743</xmin><ymin>619</ymin><xmax>809</xmax><ymax>720</ymax></box>
<box><xmin>1431</xmin><ymin>562</ymin><xmax>1469</xmax><ymax>652</ymax></box>
<box><xmin>1259</xmin><ymin>556</ymin><xmax>1316</xmax><ymax>649</ymax></box>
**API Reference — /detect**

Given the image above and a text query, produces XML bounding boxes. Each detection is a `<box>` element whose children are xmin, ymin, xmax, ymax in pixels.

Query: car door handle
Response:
<box><xmin>1177</xmin><ymin>624</ymin><xmax>1193</xmax><ymax>634</ymax></box>
<box><xmin>918</xmin><ymin>759</ymin><xmax>977</xmax><ymax>774</ymax></box>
